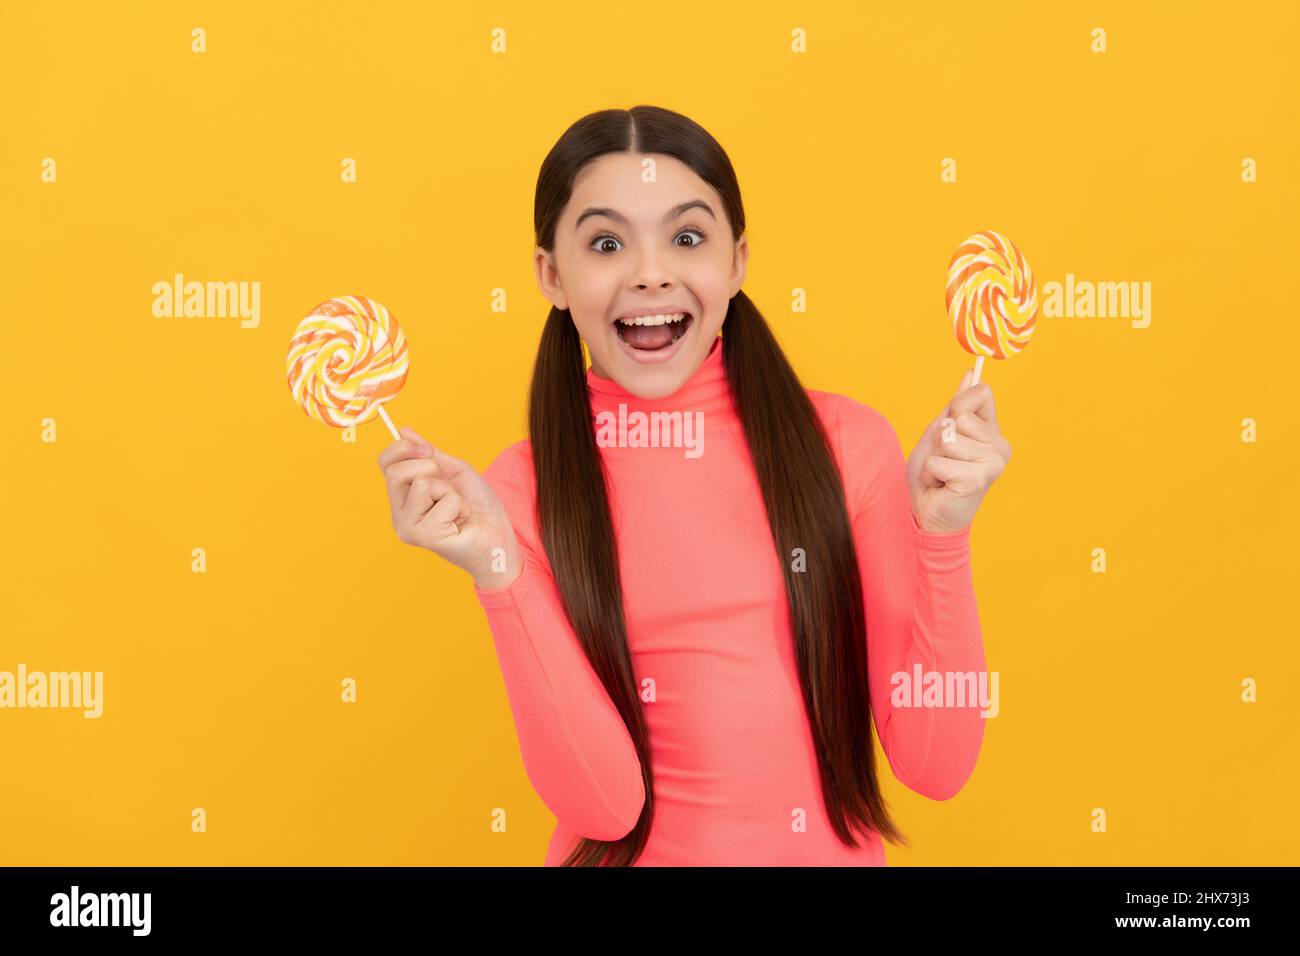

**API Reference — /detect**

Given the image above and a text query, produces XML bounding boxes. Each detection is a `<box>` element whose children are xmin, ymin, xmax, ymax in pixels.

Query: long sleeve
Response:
<box><xmin>472</xmin><ymin>443</ymin><xmax>646</xmax><ymax>841</ymax></box>
<box><xmin>836</xmin><ymin>397</ymin><xmax>987</xmax><ymax>801</ymax></box>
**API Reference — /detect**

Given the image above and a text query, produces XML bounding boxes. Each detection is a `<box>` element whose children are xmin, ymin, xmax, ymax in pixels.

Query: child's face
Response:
<box><xmin>535</xmin><ymin>151</ymin><xmax>747</xmax><ymax>398</ymax></box>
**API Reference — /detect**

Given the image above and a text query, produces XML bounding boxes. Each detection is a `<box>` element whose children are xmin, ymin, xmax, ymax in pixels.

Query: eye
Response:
<box><xmin>588</xmin><ymin>226</ymin><xmax>709</xmax><ymax>256</ymax></box>
<box><xmin>590</xmin><ymin>233</ymin><xmax>622</xmax><ymax>255</ymax></box>
<box><xmin>675</xmin><ymin>227</ymin><xmax>707</xmax><ymax>248</ymax></box>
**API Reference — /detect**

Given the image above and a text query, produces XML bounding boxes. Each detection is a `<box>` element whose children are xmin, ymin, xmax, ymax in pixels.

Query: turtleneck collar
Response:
<box><xmin>586</xmin><ymin>334</ymin><xmax>734</xmax><ymax>417</ymax></box>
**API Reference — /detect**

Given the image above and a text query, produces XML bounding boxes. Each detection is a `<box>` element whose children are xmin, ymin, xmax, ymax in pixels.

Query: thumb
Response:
<box><xmin>398</xmin><ymin>425</ymin><xmax>433</xmax><ymax>456</ymax></box>
<box><xmin>428</xmin><ymin>444</ymin><xmax>474</xmax><ymax>477</ymax></box>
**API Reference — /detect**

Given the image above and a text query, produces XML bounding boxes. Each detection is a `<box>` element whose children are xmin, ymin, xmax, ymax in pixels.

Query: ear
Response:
<box><xmin>730</xmin><ymin>233</ymin><xmax>749</xmax><ymax>298</ymax></box>
<box><xmin>534</xmin><ymin>246</ymin><xmax>568</xmax><ymax>311</ymax></box>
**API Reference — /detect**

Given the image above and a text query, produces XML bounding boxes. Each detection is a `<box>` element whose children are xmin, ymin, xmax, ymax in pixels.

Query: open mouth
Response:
<box><xmin>613</xmin><ymin>312</ymin><xmax>694</xmax><ymax>352</ymax></box>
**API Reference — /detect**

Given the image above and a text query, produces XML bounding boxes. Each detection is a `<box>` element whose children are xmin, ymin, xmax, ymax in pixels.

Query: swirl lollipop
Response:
<box><xmin>945</xmin><ymin>230</ymin><xmax>1039</xmax><ymax>385</ymax></box>
<box><xmin>286</xmin><ymin>295</ymin><xmax>409</xmax><ymax>441</ymax></box>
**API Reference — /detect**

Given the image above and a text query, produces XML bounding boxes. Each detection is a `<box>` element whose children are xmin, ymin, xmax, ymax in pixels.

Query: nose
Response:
<box><xmin>631</xmin><ymin>246</ymin><xmax>673</xmax><ymax>291</ymax></box>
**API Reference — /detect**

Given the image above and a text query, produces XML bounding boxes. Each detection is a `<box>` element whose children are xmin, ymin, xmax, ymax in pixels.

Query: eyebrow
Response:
<box><xmin>574</xmin><ymin>199</ymin><xmax>716</xmax><ymax>231</ymax></box>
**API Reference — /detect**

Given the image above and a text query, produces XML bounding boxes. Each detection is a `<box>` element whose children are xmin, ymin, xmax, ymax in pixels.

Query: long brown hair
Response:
<box><xmin>529</xmin><ymin>105</ymin><xmax>908</xmax><ymax>865</ymax></box>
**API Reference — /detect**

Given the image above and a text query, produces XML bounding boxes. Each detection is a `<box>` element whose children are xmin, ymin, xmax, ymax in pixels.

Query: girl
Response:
<box><xmin>377</xmin><ymin>105</ymin><xmax>1010</xmax><ymax>867</ymax></box>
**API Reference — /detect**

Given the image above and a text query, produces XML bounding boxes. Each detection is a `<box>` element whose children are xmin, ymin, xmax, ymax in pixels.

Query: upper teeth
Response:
<box><xmin>616</xmin><ymin>312</ymin><xmax>688</xmax><ymax>326</ymax></box>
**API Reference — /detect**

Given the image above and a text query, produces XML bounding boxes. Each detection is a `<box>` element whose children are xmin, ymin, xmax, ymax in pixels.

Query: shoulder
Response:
<box><xmin>483</xmin><ymin>442</ymin><xmax>533</xmax><ymax>478</ymax></box>
<box><xmin>806</xmin><ymin>389</ymin><xmax>903</xmax><ymax>457</ymax></box>
<box><xmin>806</xmin><ymin>389</ymin><xmax>906</xmax><ymax>511</ymax></box>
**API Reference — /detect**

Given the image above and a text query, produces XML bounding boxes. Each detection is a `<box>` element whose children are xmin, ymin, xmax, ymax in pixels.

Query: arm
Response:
<box><xmin>472</xmin><ymin>445</ymin><xmax>645</xmax><ymax>841</ymax></box>
<box><xmin>841</xmin><ymin>399</ymin><xmax>987</xmax><ymax>801</ymax></box>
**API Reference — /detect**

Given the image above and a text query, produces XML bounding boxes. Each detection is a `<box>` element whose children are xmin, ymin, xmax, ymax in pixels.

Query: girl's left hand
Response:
<box><xmin>905</xmin><ymin>370</ymin><xmax>1012</xmax><ymax>535</ymax></box>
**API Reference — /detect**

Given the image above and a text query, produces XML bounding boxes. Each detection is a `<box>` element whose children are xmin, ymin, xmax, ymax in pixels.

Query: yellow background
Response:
<box><xmin>2</xmin><ymin>1</ymin><xmax>1296</xmax><ymax>865</ymax></box>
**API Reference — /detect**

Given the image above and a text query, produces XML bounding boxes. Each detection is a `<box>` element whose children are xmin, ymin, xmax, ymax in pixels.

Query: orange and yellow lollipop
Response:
<box><xmin>287</xmin><ymin>295</ymin><xmax>408</xmax><ymax>440</ymax></box>
<box><xmin>945</xmin><ymin>230</ymin><xmax>1039</xmax><ymax>384</ymax></box>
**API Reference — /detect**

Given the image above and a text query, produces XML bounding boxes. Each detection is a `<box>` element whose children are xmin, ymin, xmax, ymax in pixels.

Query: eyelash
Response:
<box><xmin>589</xmin><ymin>226</ymin><xmax>708</xmax><ymax>255</ymax></box>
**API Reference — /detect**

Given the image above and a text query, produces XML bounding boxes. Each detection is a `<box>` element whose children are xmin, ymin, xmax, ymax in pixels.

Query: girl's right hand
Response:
<box><xmin>377</xmin><ymin>425</ymin><xmax>523</xmax><ymax>590</ymax></box>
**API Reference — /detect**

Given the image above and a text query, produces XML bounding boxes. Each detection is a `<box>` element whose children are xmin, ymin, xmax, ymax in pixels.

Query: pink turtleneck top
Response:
<box><xmin>472</xmin><ymin>334</ymin><xmax>986</xmax><ymax>865</ymax></box>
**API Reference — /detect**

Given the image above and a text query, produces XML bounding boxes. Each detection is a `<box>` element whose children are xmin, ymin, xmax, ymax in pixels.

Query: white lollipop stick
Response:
<box><xmin>970</xmin><ymin>355</ymin><xmax>985</xmax><ymax>387</ymax></box>
<box><xmin>374</xmin><ymin>403</ymin><xmax>401</xmax><ymax>442</ymax></box>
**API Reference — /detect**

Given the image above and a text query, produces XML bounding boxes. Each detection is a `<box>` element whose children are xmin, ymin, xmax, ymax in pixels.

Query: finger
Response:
<box><xmin>423</xmin><ymin>488</ymin><xmax>465</xmax><ymax>535</ymax></box>
<box><xmin>399</xmin><ymin>424</ymin><xmax>429</xmax><ymax>447</ymax></box>
<box><xmin>394</xmin><ymin>473</ymin><xmax>451</xmax><ymax>525</ymax></box>
<box><xmin>932</xmin><ymin>429</ymin><xmax>985</xmax><ymax>463</ymax></box>
<box><xmin>395</xmin><ymin>476</ymin><xmax>454</xmax><ymax>533</ymax></box>
<box><xmin>400</xmin><ymin>474</ymin><xmax>448</xmax><ymax>530</ymax></box>
<box><xmin>949</xmin><ymin>409</ymin><xmax>999</xmax><ymax>444</ymax></box>
<box><xmin>378</xmin><ymin>433</ymin><xmax>434</xmax><ymax>473</ymax></box>
<box><xmin>950</xmin><ymin>381</ymin><xmax>998</xmax><ymax>425</ymax></box>
<box><xmin>924</xmin><ymin>452</ymin><xmax>970</xmax><ymax>487</ymax></box>
<box><xmin>386</xmin><ymin>459</ymin><xmax>445</xmax><ymax>509</ymax></box>
<box><xmin>399</xmin><ymin>425</ymin><xmax>438</xmax><ymax>455</ymax></box>
<box><xmin>426</xmin><ymin>444</ymin><xmax>475</xmax><ymax>482</ymax></box>
<box><xmin>411</xmin><ymin>475</ymin><xmax>453</xmax><ymax>513</ymax></box>
<box><xmin>423</xmin><ymin>489</ymin><xmax>465</xmax><ymax>535</ymax></box>
<box><xmin>386</xmin><ymin>457</ymin><xmax>441</xmax><ymax>484</ymax></box>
